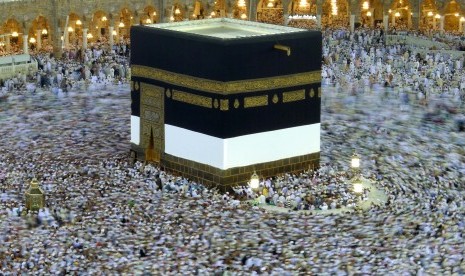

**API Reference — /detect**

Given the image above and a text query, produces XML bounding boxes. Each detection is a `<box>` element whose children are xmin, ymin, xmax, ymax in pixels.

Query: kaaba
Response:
<box><xmin>130</xmin><ymin>18</ymin><xmax>321</xmax><ymax>190</ymax></box>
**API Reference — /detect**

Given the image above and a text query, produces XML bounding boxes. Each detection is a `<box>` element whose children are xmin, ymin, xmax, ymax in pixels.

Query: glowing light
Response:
<box><xmin>388</xmin><ymin>9</ymin><xmax>392</xmax><ymax>13</ymax></box>
<box><xmin>119</xmin><ymin>21</ymin><xmax>125</xmax><ymax>28</ymax></box>
<box><xmin>41</xmin><ymin>29</ymin><xmax>48</xmax><ymax>35</ymax></box>
<box><xmin>435</xmin><ymin>14</ymin><xmax>441</xmax><ymax>19</ymax></box>
<box><xmin>238</xmin><ymin>0</ymin><xmax>246</xmax><ymax>7</ymax></box>
<box><xmin>211</xmin><ymin>11</ymin><xmax>216</xmax><ymax>16</ymax></box>
<box><xmin>241</xmin><ymin>13</ymin><xmax>247</xmax><ymax>19</ymax></box>
<box><xmin>250</xmin><ymin>171</ymin><xmax>259</xmax><ymax>190</ymax></box>
<box><xmin>267</xmin><ymin>1</ymin><xmax>274</xmax><ymax>7</ymax></box>
<box><xmin>299</xmin><ymin>0</ymin><xmax>309</xmax><ymax>8</ymax></box>
<box><xmin>461</xmin><ymin>17</ymin><xmax>465</xmax><ymax>22</ymax></box>
<box><xmin>145</xmin><ymin>18</ymin><xmax>152</xmax><ymax>24</ymax></box>
<box><xmin>11</xmin><ymin>31</ymin><xmax>18</xmax><ymax>37</ymax></box>
<box><xmin>455</xmin><ymin>13</ymin><xmax>460</xmax><ymax>17</ymax></box>
<box><xmin>175</xmin><ymin>8</ymin><xmax>181</xmax><ymax>15</ymax></box>
<box><xmin>362</xmin><ymin>1</ymin><xmax>369</xmax><ymax>10</ymax></box>
<box><xmin>112</xmin><ymin>30</ymin><xmax>117</xmax><ymax>36</ymax></box>
<box><xmin>68</xmin><ymin>26</ymin><xmax>74</xmax><ymax>32</ymax></box>
<box><xmin>87</xmin><ymin>33</ymin><xmax>93</xmax><ymax>39</ymax></box>
<box><xmin>394</xmin><ymin>11</ymin><xmax>401</xmax><ymax>17</ymax></box>
<box><xmin>331</xmin><ymin>0</ymin><xmax>338</xmax><ymax>15</ymax></box>
<box><xmin>353</xmin><ymin>182</ymin><xmax>363</xmax><ymax>193</ymax></box>
<box><xmin>29</xmin><ymin>37</ymin><xmax>36</xmax><ymax>43</ymax></box>
<box><xmin>427</xmin><ymin>11</ymin><xmax>433</xmax><ymax>17</ymax></box>
<box><xmin>153</xmin><ymin>11</ymin><xmax>157</xmax><ymax>16</ymax></box>
<box><xmin>76</xmin><ymin>19</ymin><xmax>82</xmax><ymax>25</ymax></box>
<box><xmin>101</xmin><ymin>16</ymin><xmax>107</xmax><ymax>22</ymax></box>
<box><xmin>170</xmin><ymin>15</ymin><xmax>175</xmax><ymax>21</ymax></box>
<box><xmin>366</xmin><ymin>11</ymin><xmax>372</xmax><ymax>17</ymax></box>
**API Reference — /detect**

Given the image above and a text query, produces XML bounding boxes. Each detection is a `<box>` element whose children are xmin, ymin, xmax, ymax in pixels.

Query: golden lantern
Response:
<box><xmin>25</xmin><ymin>178</ymin><xmax>45</xmax><ymax>212</ymax></box>
<box><xmin>250</xmin><ymin>171</ymin><xmax>259</xmax><ymax>189</ymax></box>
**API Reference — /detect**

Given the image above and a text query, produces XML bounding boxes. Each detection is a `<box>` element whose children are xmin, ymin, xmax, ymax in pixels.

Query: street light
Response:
<box><xmin>250</xmin><ymin>171</ymin><xmax>259</xmax><ymax>189</ymax></box>
<box><xmin>350</xmin><ymin>153</ymin><xmax>363</xmax><ymax>194</ymax></box>
<box><xmin>353</xmin><ymin>181</ymin><xmax>363</xmax><ymax>194</ymax></box>
<box><xmin>351</xmin><ymin>153</ymin><xmax>360</xmax><ymax>170</ymax></box>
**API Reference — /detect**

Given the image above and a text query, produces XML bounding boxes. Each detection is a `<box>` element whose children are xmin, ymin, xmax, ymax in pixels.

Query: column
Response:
<box><xmin>65</xmin><ymin>28</ymin><xmax>70</xmax><ymax>49</ymax></box>
<box><xmin>433</xmin><ymin>17</ymin><xmax>437</xmax><ymax>29</ymax></box>
<box><xmin>249</xmin><ymin>0</ymin><xmax>257</xmax><ymax>21</ymax></box>
<box><xmin>157</xmin><ymin>0</ymin><xmax>165</xmax><ymax>23</ymax></box>
<box><xmin>459</xmin><ymin>21</ymin><xmax>463</xmax><ymax>32</ymax></box>
<box><xmin>109</xmin><ymin>26</ymin><xmax>114</xmax><ymax>49</ymax></box>
<box><xmin>53</xmin><ymin>27</ymin><xmax>63</xmax><ymax>58</ymax></box>
<box><xmin>282</xmin><ymin>0</ymin><xmax>290</xmax><ymax>25</ymax></box>
<box><xmin>369</xmin><ymin>8</ymin><xmax>374</xmax><ymax>28</ymax></box>
<box><xmin>82</xmin><ymin>28</ymin><xmax>88</xmax><ymax>50</ymax></box>
<box><xmin>391</xmin><ymin>14</ymin><xmax>395</xmax><ymax>27</ymax></box>
<box><xmin>411</xmin><ymin>12</ymin><xmax>419</xmax><ymax>30</ymax></box>
<box><xmin>383</xmin><ymin>15</ymin><xmax>389</xmax><ymax>31</ymax></box>
<box><xmin>36</xmin><ymin>30</ymin><xmax>42</xmax><ymax>50</ymax></box>
<box><xmin>316</xmin><ymin>0</ymin><xmax>323</xmax><ymax>28</ymax></box>
<box><xmin>350</xmin><ymin>14</ymin><xmax>355</xmax><ymax>32</ymax></box>
<box><xmin>408</xmin><ymin>13</ymin><xmax>412</xmax><ymax>29</ymax></box>
<box><xmin>439</xmin><ymin>16</ymin><xmax>444</xmax><ymax>33</ymax></box>
<box><xmin>5</xmin><ymin>36</ymin><xmax>11</xmax><ymax>52</ymax></box>
<box><xmin>23</xmin><ymin>35</ymin><xmax>28</xmax><ymax>54</ymax></box>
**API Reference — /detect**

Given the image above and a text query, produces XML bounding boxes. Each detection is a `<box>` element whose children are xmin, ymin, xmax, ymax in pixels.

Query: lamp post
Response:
<box><xmin>25</xmin><ymin>178</ymin><xmax>45</xmax><ymax>212</ymax></box>
<box><xmin>250</xmin><ymin>171</ymin><xmax>259</xmax><ymax>190</ymax></box>
<box><xmin>351</xmin><ymin>153</ymin><xmax>363</xmax><ymax>195</ymax></box>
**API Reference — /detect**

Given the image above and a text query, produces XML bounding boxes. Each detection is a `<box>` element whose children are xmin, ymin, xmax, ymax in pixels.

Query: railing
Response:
<box><xmin>385</xmin><ymin>35</ymin><xmax>450</xmax><ymax>50</ymax></box>
<box><xmin>0</xmin><ymin>59</ymin><xmax>38</xmax><ymax>80</ymax></box>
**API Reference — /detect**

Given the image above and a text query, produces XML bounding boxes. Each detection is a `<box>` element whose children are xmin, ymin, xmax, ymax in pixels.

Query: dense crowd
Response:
<box><xmin>0</xmin><ymin>26</ymin><xmax>465</xmax><ymax>274</ymax></box>
<box><xmin>1</xmin><ymin>41</ymin><xmax>130</xmax><ymax>94</ymax></box>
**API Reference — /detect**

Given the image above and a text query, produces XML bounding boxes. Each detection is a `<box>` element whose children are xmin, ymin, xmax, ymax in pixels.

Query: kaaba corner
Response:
<box><xmin>130</xmin><ymin>18</ymin><xmax>322</xmax><ymax>190</ymax></box>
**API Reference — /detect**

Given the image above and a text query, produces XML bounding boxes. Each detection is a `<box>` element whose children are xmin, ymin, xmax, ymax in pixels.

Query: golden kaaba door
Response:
<box><xmin>140</xmin><ymin>83</ymin><xmax>165</xmax><ymax>162</ymax></box>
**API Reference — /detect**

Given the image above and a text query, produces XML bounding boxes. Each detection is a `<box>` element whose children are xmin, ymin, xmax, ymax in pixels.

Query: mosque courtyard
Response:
<box><xmin>1</xmin><ymin>79</ymin><xmax>465</xmax><ymax>273</ymax></box>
